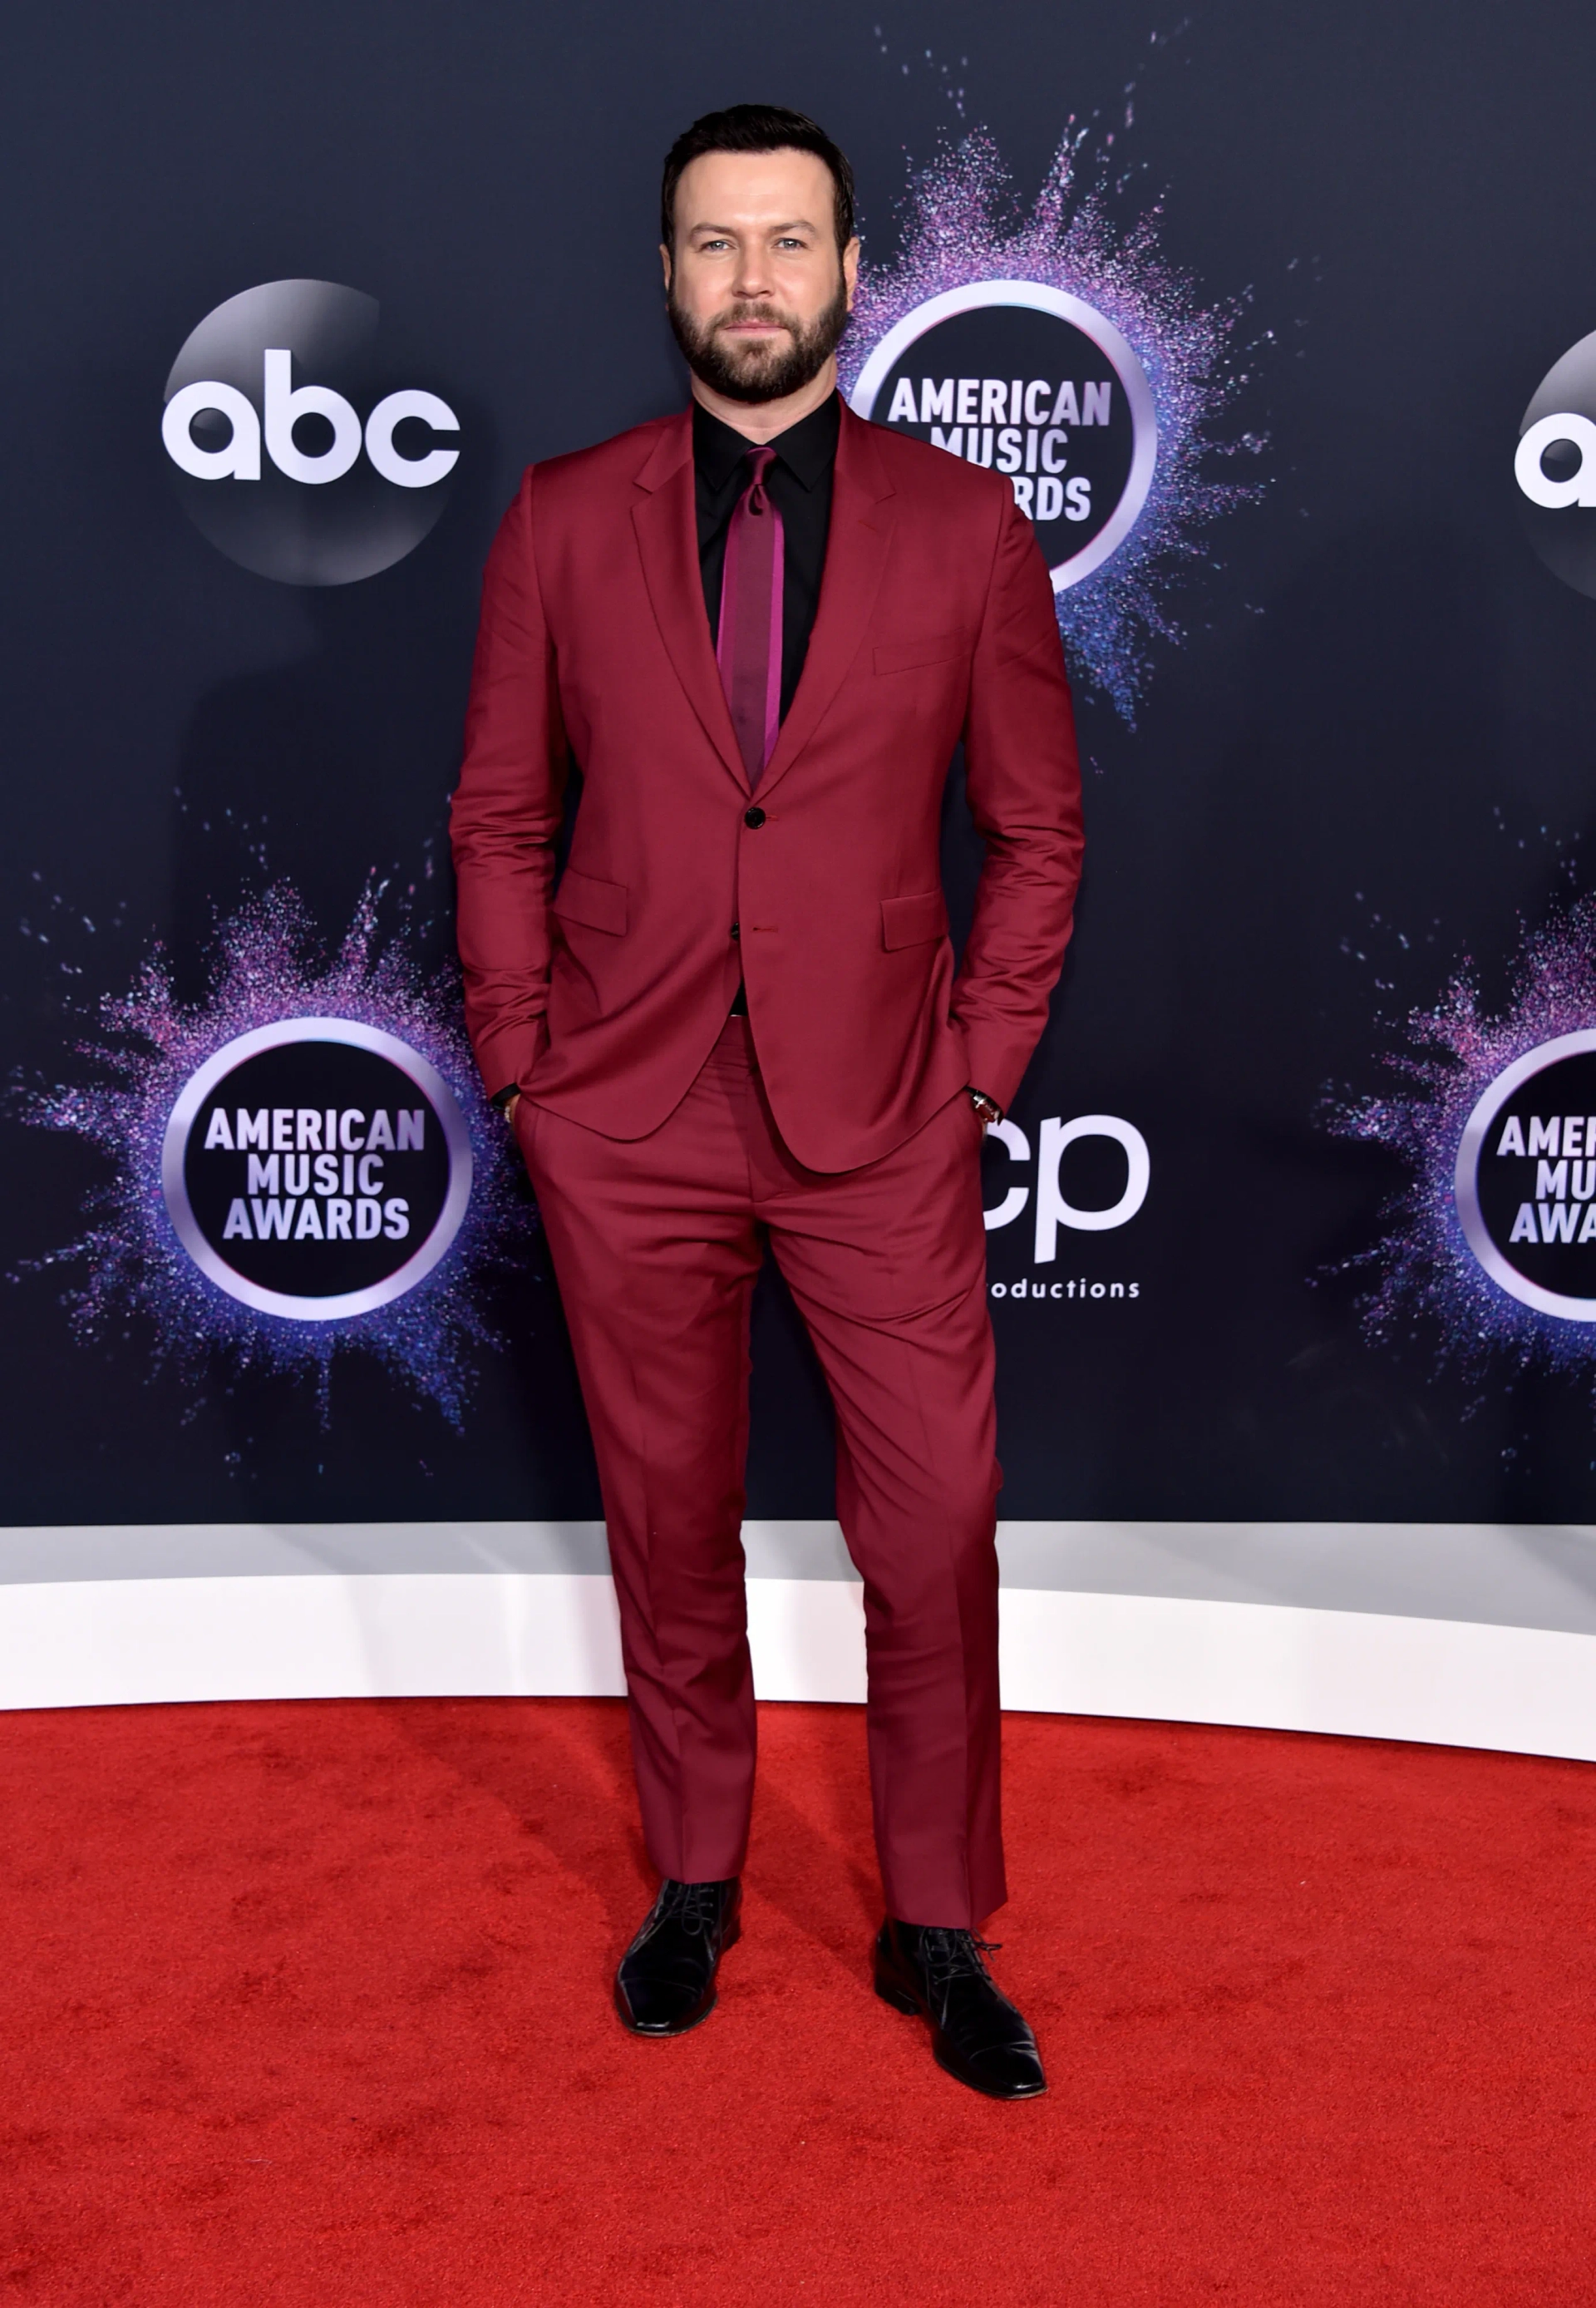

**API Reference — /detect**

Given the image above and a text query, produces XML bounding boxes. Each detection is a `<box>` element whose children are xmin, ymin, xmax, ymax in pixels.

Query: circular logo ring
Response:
<box><xmin>848</xmin><ymin>279</ymin><xmax>1159</xmax><ymax>592</ymax></box>
<box><xmin>160</xmin><ymin>1017</ymin><xmax>473</xmax><ymax>1322</ymax></box>
<box><xmin>1454</xmin><ymin>1028</ymin><xmax>1596</xmax><ymax>1323</ymax></box>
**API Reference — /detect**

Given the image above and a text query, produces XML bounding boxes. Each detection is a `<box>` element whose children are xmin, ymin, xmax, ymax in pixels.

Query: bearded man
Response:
<box><xmin>451</xmin><ymin>104</ymin><xmax>1083</xmax><ymax>2099</ymax></box>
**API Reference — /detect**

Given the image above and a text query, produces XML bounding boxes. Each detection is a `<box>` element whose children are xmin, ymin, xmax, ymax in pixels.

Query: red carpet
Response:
<box><xmin>3</xmin><ymin>1697</ymin><xmax>1593</xmax><ymax>2305</ymax></box>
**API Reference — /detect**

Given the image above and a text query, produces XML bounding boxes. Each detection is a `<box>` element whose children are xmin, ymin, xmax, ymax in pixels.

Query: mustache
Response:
<box><xmin>711</xmin><ymin>308</ymin><xmax>800</xmax><ymax>338</ymax></box>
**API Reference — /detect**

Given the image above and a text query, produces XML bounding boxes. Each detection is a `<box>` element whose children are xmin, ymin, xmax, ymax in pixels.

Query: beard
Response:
<box><xmin>667</xmin><ymin>277</ymin><xmax>850</xmax><ymax>404</ymax></box>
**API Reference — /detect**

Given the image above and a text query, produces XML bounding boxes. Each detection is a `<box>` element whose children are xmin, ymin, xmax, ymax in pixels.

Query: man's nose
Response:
<box><xmin>730</xmin><ymin>251</ymin><xmax>773</xmax><ymax>299</ymax></box>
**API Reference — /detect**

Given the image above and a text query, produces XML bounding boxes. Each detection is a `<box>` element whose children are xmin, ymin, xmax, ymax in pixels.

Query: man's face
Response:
<box><xmin>663</xmin><ymin>147</ymin><xmax>859</xmax><ymax>406</ymax></box>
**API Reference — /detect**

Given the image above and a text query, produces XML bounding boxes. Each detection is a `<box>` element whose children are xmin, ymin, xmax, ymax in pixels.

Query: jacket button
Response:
<box><xmin>730</xmin><ymin>921</ymin><xmax>740</xmax><ymax>939</ymax></box>
<box><xmin>743</xmin><ymin>806</ymin><xmax>766</xmax><ymax>829</ymax></box>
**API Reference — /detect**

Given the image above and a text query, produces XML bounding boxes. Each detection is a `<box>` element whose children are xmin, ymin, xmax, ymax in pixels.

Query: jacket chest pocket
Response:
<box><xmin>872</xmin><ymin>632</ymin><xmax>972</xmax><ymax>676</ymax></box>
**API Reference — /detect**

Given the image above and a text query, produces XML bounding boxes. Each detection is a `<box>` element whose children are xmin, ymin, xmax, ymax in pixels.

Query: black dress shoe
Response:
<box><xmin>874</xmin><ymin>1919</ymin><xmax>1047</xmax><ymax>2099</ymax></box>
<box><xmin>614</xmin><ymin>1878</ymin><xmax>741</xmax><ymax>2036</ymax></box>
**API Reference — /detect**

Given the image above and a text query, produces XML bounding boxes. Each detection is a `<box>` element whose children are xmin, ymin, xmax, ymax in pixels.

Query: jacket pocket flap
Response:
<box><xmin>873</xmin><ymin>633</ymin><xmax>969</xmax><ymax>676</ymax></box>
<box><xmin>881</xmin><ymin>890</ymin><xmax>949</xmax><ymax>950</ymax></box>
<box><xmin>553</xmin><ymin>868</ymin><xmax>628</xmax><ymax>935</ymax></box>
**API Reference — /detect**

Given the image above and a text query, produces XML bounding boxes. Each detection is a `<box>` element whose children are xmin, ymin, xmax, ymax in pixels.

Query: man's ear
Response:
<box><xmin>660</xmin><ymin>243</ymin><xmax>673</xmax><ymax>294</ymax></box>
<box><xmin>842</xmin><ymin>235</ymin><xmax>860</xmax><ymax>312</ymax></box>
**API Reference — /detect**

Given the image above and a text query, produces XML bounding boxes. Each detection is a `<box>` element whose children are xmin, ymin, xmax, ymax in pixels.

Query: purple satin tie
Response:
<box><xmin>716</xmin><ymin>445</ymin><xmax>784</xmax><ymax>784</ymax></box>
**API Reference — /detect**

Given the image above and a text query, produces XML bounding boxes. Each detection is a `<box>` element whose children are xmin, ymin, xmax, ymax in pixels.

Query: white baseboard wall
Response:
<box><xmin>5</xmin><ymin>1566</ymin><xmax>1596</xmax><ymax>1763</ymax></box>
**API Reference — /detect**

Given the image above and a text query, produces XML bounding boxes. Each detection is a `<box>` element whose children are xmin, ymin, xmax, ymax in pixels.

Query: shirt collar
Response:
<box><xmin>692</xmin><ymin>392</ymin><xmax>840</xmax><ymax>494</ymax></box>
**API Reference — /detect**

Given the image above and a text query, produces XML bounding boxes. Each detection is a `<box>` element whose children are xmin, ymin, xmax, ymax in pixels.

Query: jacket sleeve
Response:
<box><xmin>952</xmin><ymin>487</ymin><xmax>1085</xmax><ymax>1112</ymax></box>
<box><xmin>449</xmin><ymin>469</ymin><xmax>569</xmax><ymax>1101</ymax></box>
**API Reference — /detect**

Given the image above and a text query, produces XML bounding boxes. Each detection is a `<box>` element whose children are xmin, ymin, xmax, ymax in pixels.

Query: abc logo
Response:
<box><xmin>161</xmin><ymin>279</ymin><xmax>461</xmax><ymax>586</ymax></box>
<box><xmin>850</xmin><ymin>281</ymin><xmax>1156</xmax><ymax>592</ymax></box>
<box><xmin>1514</xmin><ymin>328</ymin><xmax>1596</xmax><ymax>599</ymax></box>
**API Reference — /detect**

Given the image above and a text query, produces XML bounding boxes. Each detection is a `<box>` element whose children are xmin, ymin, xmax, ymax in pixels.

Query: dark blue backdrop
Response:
<box><xmin>5</xmin><ymin>0</ymin><xmax>1596</xmax><ymax>1529</ymax></box>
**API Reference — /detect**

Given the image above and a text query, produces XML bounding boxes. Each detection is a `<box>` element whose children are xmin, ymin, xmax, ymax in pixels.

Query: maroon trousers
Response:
<box><xmin>519</xmin><ymin>1016</ymin><xmax>1005</xmax><ymax>1926</ymax></box>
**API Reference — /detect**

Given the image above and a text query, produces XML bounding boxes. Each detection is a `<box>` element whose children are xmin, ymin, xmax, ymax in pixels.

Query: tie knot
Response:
<box><xmin>744</xmin><ymin>446</ymin><xmax>776</xmax><ymax>510</ymax></box>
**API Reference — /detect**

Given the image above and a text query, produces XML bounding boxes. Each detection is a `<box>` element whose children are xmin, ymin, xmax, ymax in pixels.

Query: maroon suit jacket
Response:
<box><xmin>450</xmin><ymin>400</ymin><xmax>1084</xmax><ymax>1174</ymax></box>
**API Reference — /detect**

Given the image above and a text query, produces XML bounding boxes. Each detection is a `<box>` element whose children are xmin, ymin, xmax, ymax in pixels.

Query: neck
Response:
<box><xmin>689</xmin><ymin>360</ymin><xmax>838</xmax><ymax>444</ymax></box>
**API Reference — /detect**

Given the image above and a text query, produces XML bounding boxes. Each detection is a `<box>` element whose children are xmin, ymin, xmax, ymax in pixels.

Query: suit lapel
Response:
<box><xmin>755</xmin><ymin>404</ymin><xmax>895</xmax><ymax>802</ymax></box>
<box><xmin>629</xmin><ymin>402</ymin><xmax>896</xmax><ymax>797</ymax></box>
<box><xmin>631</xmin><ymin>414</ymin><xmax>747</xmax><ymax>790</ymax></box>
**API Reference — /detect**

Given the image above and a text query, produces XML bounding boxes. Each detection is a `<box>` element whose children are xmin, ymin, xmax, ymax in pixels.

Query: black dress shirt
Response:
<box><xmin>693</xmin><ymin>392</ymin><xmax>839</xmax><ymax>722</ymax></box>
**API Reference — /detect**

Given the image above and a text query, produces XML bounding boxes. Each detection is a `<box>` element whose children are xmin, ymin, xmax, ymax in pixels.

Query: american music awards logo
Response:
<box><xmin>161</xmin><ymin>1018</ymin><xmax>471</xmax><ymax>1322</ymax></box>
<box><xmin>850</xmin><ymin>282</ymin><xmax>1156</xmax><ymax>594</ymax></box>
<box><xmin>1329</xmin><ymin>894</ymin><xmax>1596</xmax><ymax>1393</ymax></box>
<box><xmin>838</xmin><ymin>130</ymin><xmax>1264</xmax><ymax>719</ymax></box>
<box><xmin>18</xmin><ymin>886</ymin><xmax>530</xmax><ymax>1424</ymax></box>
<box><xmin>1453</xmin><ymin>1035</ymin><xmax>1596</xmax><ymax>1321</ymax></box>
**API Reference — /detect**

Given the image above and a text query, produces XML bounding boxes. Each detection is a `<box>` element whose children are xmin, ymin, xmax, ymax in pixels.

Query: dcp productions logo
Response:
<box><xmin>849</xmin><ymin>281</ymin><xmax>1157</xmax><ymax>591</ymax></box>
<box><xmin>161</xmin><ymin>1018</ymin><xmax>472</xmax><ymax>1320</ymax></box>
<box><xmin>983</xmin><ymin>1110</ymin><xmax>1149</xmax><ymax>1302</ymax></box>
<box><xmin>161</xmin><ymin>279</ymin><xmax>461</xmax><ymax>584</ymax></box>
<box><xmin>1455</xmin><ymin>1032</ymin><xmax>1596</xmax><ymax>1320</ymax></box>
<box><xmin>1514</xmin><ymin>328</ymin><xmax>1596</xmax><ymax>599</ymax></box>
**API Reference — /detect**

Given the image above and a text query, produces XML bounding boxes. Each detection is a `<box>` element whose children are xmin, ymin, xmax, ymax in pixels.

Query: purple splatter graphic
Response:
<box><xmin>839</xmin><ymin>127</ymin><xmax>1266</xmax><ymax>720</ymax></box>
<box><xmin>1328</xmin><ymin>894</ymin><xmax>1596</xmax><ymax>1382</ymax></box>
<box><xmin>15</xmin><ymin>884</ymin><xmax>532</xmax><ymax>1426</ymax></box>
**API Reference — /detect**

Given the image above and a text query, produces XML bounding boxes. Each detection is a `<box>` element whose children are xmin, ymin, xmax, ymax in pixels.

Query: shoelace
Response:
<box><xmin>916</xmin><ymin>1929</ymin><xmax>1002</xmax><ymax>1995</ymax></box>
<box><xmin>653</xmin><ymin>1880</ymin><xmax>727</xmax><ymax>1938</ymax></box>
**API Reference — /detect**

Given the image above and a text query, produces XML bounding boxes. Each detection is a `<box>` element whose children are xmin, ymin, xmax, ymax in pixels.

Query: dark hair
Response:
<box><xmin>661</xmin><ymin>104</ymin><xmax>856</xmax><ymax>256</ymax></box>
